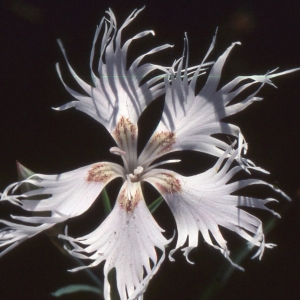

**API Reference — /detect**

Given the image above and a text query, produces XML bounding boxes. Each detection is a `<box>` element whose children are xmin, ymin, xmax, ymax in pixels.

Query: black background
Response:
<box><xmin>0</xmin><ymin>0</ymin><xmax>299</xmax><ymax>299</ymax></box>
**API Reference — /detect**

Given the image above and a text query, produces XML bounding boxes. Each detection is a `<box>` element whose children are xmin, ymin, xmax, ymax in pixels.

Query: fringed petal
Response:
<box><xmin>60</xmin><ymin>181</ymin><xmax>169</xmax><ymax>300</ymax></box>
<box><xmin>54</xmin><ymin>7</ymin><xmax>172</xmax><ymax>137</ymax></box>
<box><xmin>143</xmin><ymin>146</ymin><xmax>289</xmax><ymax>270</ymax></box>
<box><xmin>1</xmin><ymin>162</ymin><xmax>124</xmax><ymax>222</ymax></box>
<box><xmin>138</xmin><ymin>34</ymin><xmax>300</xmax><ymax>167</ymax></box>
<box><xmin>0</xmin><ymin>162</ymin><xmax>123</xmax><ymax>257</ymax></box>
<box><xmin>0</xmin><ymin>220</ymin><xmax>53</xmax><ymax>257</ymax></box>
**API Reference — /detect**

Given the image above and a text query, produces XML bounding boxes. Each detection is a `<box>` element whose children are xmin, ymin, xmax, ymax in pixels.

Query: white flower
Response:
<box><xmin>0</xmin><ymin>7</ymin><xmax>298</xmax><ymax>300</ymax></box>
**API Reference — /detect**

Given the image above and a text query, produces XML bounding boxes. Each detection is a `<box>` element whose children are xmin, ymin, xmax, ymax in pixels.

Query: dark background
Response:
<box><xmin>0</xmin><ymin>0</ymin><xmax>299</xmax><ymax>299</ymax></box>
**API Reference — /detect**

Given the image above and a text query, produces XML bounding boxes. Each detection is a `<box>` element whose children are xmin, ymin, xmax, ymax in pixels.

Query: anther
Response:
<box><xmin>133</xmin><ymin>166</ymin><xmax>143</xmax><ymax>175</ymax></box>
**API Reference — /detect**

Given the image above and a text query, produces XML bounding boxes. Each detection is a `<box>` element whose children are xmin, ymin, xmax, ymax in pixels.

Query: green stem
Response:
<box><xmin>101</xmin><ymin>188</ymin><xmax>112</xmax><ymax>215</ymax></box>
<box><xmin>148</xmin><ymin>196</ymin><xmax>164</xmax><ymax>213</ymax></box>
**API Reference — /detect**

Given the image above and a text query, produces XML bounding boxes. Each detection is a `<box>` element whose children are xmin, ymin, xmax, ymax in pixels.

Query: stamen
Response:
<box><xmin>133</xmin><ymin>166</ymin><xmax>143</xmax><ymax>175</ymax></box>
<box><xmin>110</xmin><ymin>147</ymin><xmax>126</xmax><ymax>156</ymax></box>
<box><xmin>145</xmin><ymin>159</ymin><xmax>181</xmax><ymax>172</ymax></box>
<box><xmin>127</xmin><ymin>166</ymin><xmax>144</xmax><ymax>183</ymax></box>
<box><xmin>110</xmin><ymin>146</ymin><xmax>130</xmax><ymax>173</ymax></box>
<box><xmin>129</xmin><ymin>174</ymin><xmax>137</xmax><ymax>181</ymax></box>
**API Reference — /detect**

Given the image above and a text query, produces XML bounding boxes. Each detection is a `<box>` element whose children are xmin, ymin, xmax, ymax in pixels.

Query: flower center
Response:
<box><xmin>110</xmin><ymin>146</ymin><xmax>144</xmax><ymax>182</ymax></box>
<box><xmin>128</xmin><ymin>166</ymin><xmax>144</xmax><ymax>182</ymax></box>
